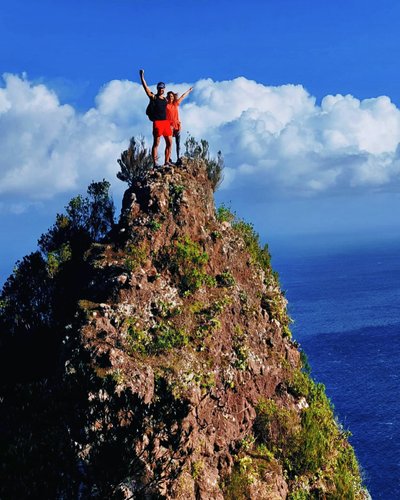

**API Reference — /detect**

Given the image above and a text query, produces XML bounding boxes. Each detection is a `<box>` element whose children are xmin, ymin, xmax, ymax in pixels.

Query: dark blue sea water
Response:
<box><xmin>274</xmin><ymin>242</ymin><xmax>400</xmax><ymax>499</ymax></box>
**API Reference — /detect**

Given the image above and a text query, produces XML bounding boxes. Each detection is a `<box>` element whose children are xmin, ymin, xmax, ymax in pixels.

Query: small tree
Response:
<box><xmin>38</xmin><ymin>180</ymin><xmax>115</xmax><ymax>257</ymax></box>
<box><xmin>86</xmin><ymin>180</ymin><xmax>116</xmax><ymax>241</ymax></box>
<box><xmin>184</xmin><ymin>135</ymin><xmax>224</xmax><ymax>191</ymax></box>
<box><xmin>117</xmin><ymin>137</ymin><xmax>153</xmax><ymax>186</ymax></box>
<box><xmin>0</xmin><ymin>252</ymin><xmax>53</xmax><ymax>336</ymax></box>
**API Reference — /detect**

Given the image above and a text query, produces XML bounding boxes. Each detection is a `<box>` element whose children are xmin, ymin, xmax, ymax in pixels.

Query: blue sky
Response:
<box><xmin>3</xmin><ymin>0</ymin><xmax>400</xmax><ymax>105</ymax></box>
<box><xmin>1</xmin><ymin>0</ymin><xmax>400</xmax><ymax>283</ymax></box>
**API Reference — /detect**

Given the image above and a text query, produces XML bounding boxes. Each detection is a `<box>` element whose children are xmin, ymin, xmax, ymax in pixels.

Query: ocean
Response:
<box><xmin>273</xmin><ymin>240</ymin><xmax>400</xmax><ymax>498</ymax></box>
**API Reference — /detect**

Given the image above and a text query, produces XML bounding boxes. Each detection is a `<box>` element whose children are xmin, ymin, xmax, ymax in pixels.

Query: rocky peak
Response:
<box><xmin>0</xmin><ymin>157</ymin><xmax>367</xmax><ymax>499</ymax></box>
<box><xmin>119</xmin><ymin>159</ymin><xmax>216</xmax><ymax>241</ymax></box>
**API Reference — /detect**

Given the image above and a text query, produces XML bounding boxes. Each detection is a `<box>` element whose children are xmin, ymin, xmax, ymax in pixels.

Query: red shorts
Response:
<box><xmin>153</xmin><ymin>120</ymin><xmax>172</xmax><ymax>138</ymax></box>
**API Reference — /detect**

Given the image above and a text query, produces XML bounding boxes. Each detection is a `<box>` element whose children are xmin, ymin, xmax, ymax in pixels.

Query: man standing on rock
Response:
<box><xmin>139</xmin><ymin>69</ymin><xmax>172</xmax><ymax>168</ymax></box>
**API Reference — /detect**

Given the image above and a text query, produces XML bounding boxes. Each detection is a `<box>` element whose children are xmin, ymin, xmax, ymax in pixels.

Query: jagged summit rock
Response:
<box><xmin>0</xmin><ymin>157</ymin><xmax>367</xmax><ymax>499</ymax></box>
<box><xmin>119</xmin><ymin>159</ymin><xmax>216</xmax><ymax>239</ymax></box>
<box><xmin>79</xmin><ymin>158</ymin><xmax>296</xmax><ymax>497</ymax></box>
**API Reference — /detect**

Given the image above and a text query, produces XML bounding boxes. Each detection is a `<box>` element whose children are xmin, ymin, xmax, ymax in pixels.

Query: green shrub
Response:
<box><xmin>271</xmin><ymin>381</ymin><xmax>336</xmax><ymax>477</ymax></box>
<box><xmin>211</xmin><ymin>230</ymin><xmax>222</xmax><ymax>240</ymax></box>
<box><xmin>300</xmin><ymin>349</ymin><xmax>312</xmax><ymax>375</ymax></box>
<box><xmin>124</xmin><ymin>243</ymin><xmax>147</xmax><ymax>272</ymax></box>
<box><xmin>46</xmin><ymin>242</ymin><xmax>72</xmax><ymax>277</ymax></box>
<box><xmin>296</xmin><ymin>387</ymin><xmax>336</xmax><ymax>474</ymax></box>
<box><xmin>108</xmin><ymin>369</ymin><xmax>124</xmax><ymax>385</ymax></box>
<box><xmin>150</xmin><ymin>321</ymin><xmax>189</xmax><ymax>353</ymax></box>
<box><xmin>287</xmin><ymin>369</ymin><xmax>311</xmax><ymax>399</ymax></box>
<box><xmin>232</xmin><ymin>220</ymin><xmax>271</xmax><ymax>272</ymax></box>
<box><xmin>192</xmin><ymin>295</ymin><xmax>231</xmax><ymax>338</ymax></box>
<box><xmin>184</xmin><ymin>136</ymin><xmax>224</xmax><ymax>191</ymax></box>
<box><xmin>208</xmin><ymin>295</ymin><xmax>232</xmax><ymax>315</ymax></box>
<box><xmin>288</xmin><ymin>489</ymin><xmax>309</xmax><ymax>500</ymax></box>
<box><xmin>255</xmin><ymin>399</ymin><xmax>300</xmax><ymax>459</ymax></box>
<box><xmin>116</xmin><ymin>136</ymin><xmax>153</xmax><ymax>185</ymax></box>
<box><xmin>255</xmin><ymin>381</ymin><xmax>344</xmax><ymax>481</ymax></box>
<box><xmin>248</xmin><ymin>352</ymin><xmax>364</xmax><ymax>497</ymax></box>
<box><xmin>152</xmin><ymin>300</ymin><xmax>181</xmax><ymax>319</ymax></box>
<box><xmin>216</xmin><ymin>204</ymin><xmax>235</xmax><ymax>223</ymax></box>
<box><xmin>196</xmin><ymin>371</ymin><xmax>216</xmax><ymax>391</ymax></box>
<box><xmin>224</xmin><ymin>453</ymin><xmax>278</xmax><ymax>499</ymax></box>
<box><xmin>233</xmin><ymin>344</ymin><xmax>248</xmax><ymax>370</ymax></box>
<box><xmin>232</xmin><ymin>326</ymin><xmax>248</xmax><ymax>370</ymax></box>
<box><xmin>175</xmin><ymin>236</ymin><xmax>208</xmax><ymax>267</ymax></box>
<box><xmin>125</xmin><ymin>320</ymin><xmax>151</xmax><ymax>355</ymax></box>
<box><xmin>191</xmin><ymin>460</ymin><xmax>204</xmax><ymax>480</ymax></box>
<box><xmin>149</xmin><ymin>220</ymin><xmax>162</xmax><ymax>232</ymax></box>
<box><xmin>224</xmin><ymin>461</ymin><xmax>253</xmax><ymax>500</ymax></box>
<box><xmin>216</xmin><ymin>208</ymin><xmax>276</xmax><ymax>283</ymax></box>
<box><xmin>124</xmin><ymin>317</ymin><xmax>188</xmax><ymax>355</ymax></box>
<box><xmin>169</xmin><ymin>183</ymin><xmax>185</xmax><ymax>211</ymax></box>
<box><xmin>171</xmin><ymin>237</ymin><xmax>215</xmax><ymax>294</ymax></box>
<box><xmin>216</xmin><ymin>270</ymin><xmax>236</xmax><ymax>288</ymax></box>
<box><xmin>332</xmin><ymin>445</ymin><xmax>362</xmax><ymax>498</ymax></box>
<box><xmin>261</xmin><ymin>292</ymin><xmax>292</xmax><ymax>338</ymax></box>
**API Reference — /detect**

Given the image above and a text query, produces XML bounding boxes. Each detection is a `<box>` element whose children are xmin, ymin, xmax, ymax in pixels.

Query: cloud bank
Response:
<box><xmin>1</xmin><ymin>73</ymin><xmax>400</xmax><ymax>211</ymax></box>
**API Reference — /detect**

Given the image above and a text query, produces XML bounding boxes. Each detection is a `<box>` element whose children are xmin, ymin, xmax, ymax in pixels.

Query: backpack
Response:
<box><xmin>146</xmin><ymin>97</ymin><xmax>156</xmax><ymax>121</ymax></box>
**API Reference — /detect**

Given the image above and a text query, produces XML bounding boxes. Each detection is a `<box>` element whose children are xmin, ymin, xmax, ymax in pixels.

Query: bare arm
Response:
<box><xmin>139</xmin><ymin>69</ymin><xmax>154</xmax><ymax>98</ymax></box>
<box><xmin>177</xmin><ymin>86</ymin><xmax>193</xmax><ymax>105</ymax></box>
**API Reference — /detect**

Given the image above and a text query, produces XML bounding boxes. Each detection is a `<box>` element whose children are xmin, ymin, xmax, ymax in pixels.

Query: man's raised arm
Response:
<box><xmin>139</xmin><ymin>69</ymin><xmax>153</xmax><ymax>98</ymax></box>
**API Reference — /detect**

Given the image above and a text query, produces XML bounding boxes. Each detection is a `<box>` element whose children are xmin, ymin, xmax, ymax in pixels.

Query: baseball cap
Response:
<box><xmin>157</xmin><ymin>82</ymin><xmax>166</xmax><ymax>89</ymax></box>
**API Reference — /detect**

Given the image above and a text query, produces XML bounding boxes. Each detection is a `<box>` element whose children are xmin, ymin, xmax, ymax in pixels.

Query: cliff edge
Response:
<box><xmin>0</xmin><ymin>157</ymin><xmax>367</xmax><ymax>499</ymax></box>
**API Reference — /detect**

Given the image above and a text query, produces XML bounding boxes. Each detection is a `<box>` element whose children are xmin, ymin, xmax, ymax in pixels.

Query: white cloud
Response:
<box><xmin>1</xmin><ymin>73</ymin><xmax>400</xmax><ymax>212</ymax></box>
<box><xmin>0</xmin><ymin>74</ymin><xmax>147</xmax><ymax>204</ymax></box>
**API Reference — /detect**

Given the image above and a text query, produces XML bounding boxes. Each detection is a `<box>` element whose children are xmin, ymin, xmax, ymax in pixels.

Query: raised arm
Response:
<box><xmin>176</xmin><ymin>86</ymin><xmax>193</xmax><ymax>104</ymax></box>
<box><xmin>139</xmin><ymin>69</ymin><xmax>153</xmax><ymax>98</ymax></box>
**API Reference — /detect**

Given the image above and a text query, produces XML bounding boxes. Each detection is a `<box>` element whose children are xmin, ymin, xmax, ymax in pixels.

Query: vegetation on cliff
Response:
<box><xmin>0</xmin><ymin>140</ymin><xmax>367</xmax><ymax>499</ymax></box>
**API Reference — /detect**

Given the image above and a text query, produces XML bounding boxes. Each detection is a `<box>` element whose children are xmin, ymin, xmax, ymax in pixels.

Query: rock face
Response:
<box><xmin>0</xmin><ymin>159</ymin><xmax>367</xmax><ymax>499</ymax></box>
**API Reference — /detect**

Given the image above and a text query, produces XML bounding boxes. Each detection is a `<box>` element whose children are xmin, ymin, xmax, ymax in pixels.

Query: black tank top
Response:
<box><xmin>152</xmin><ymin>95</ymin><xmax>167</xmax><ymax>121</ymax></box>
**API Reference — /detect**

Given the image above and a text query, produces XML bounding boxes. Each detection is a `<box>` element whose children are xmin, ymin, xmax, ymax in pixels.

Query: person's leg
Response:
<box><xmin>164</xmin><ymin>135</ymin><xmax>173</xmax><ymax>165</ymax></box>
<box><xmin>175</xmin><ymin>130</ymin><xmax>181</xmax><ymax>160</ymax></box>
<box><xmin>152</xmin><ymin>135</ymin><xmax>161</xmax><ymax>166</ymax></box>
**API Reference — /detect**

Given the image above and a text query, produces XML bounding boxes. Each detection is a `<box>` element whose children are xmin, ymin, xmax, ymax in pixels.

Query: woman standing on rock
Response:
<box><xmin>166</xmin><ymin>87</ymin><xmax>193</xmax><ymax>164</ymax></box>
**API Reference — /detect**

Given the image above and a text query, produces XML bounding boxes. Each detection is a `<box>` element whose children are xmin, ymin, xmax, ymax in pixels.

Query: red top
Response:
<box><xmin>166</xmin><ymin>102</ymin><xmax>181</xmax><ymax>130</ymax></box>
